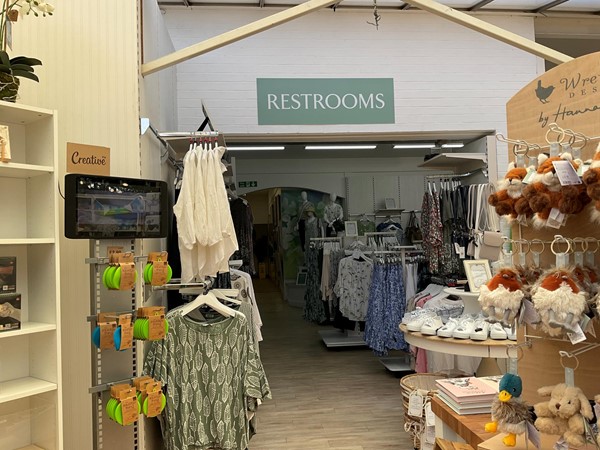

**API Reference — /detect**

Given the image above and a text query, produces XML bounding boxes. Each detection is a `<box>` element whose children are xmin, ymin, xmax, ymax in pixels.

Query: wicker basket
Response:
<box><xmin>400</xmin><ymin>373</ymin><xmax>445</xmax><ymax>449</ymax></box>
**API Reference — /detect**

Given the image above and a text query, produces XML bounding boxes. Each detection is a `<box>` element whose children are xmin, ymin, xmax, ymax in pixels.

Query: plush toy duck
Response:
<box><xmin>485</xmin><ymin>373</ymin><xmax>532</xmax><ymax>447</ymax></box>
<box><xmin>478</xmin><ymin>268</ymin><xmax>525</xmax><ymax>326</ymax></box>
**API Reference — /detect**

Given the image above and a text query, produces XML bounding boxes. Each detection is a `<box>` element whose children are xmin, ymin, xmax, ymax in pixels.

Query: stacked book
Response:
<box><xmin>435</xmin><ymin>376</ymin><xmax>502</xmax><ymax>415</ymax></box>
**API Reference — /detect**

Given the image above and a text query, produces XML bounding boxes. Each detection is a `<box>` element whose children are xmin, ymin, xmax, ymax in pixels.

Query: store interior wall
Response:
<box><xmin>12</xmin><ymin>1</ymin><xmax>142</xmax><ymax>448</ymax></box>
<box><xmin>163</xmin><ymin>8</ymin><xmax>540</xmax><ymax>172</ymax></box>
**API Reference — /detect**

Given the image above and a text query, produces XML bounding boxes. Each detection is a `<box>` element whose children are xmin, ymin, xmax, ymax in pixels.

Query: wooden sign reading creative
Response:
<box><xmin>67</xmin><ymin>142</ymin><xmax>110</xmax><ymax>176</ymax></box>
<box><xmin>507</xmin><ymin>51</ymin><xmax>600</xmax><ymax>157</ymax></box>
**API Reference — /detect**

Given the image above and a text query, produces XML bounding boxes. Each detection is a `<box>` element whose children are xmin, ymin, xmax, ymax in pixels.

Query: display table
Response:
<box><xmin>431</xmin><ymin>395</ymin><xmax>496</xmax><ymax>449</ymax></box>
<box><xmin>400</xmin><ymin>325</ymin><xmax>511</xmax><ymax>358</ymax></box>
<box><xmin>477</xmin><ymin>433</ymin><xmax>597</xmax><ymax>450</ymax></box>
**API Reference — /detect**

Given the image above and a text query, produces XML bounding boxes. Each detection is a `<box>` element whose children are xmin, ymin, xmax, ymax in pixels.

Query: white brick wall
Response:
<box><xmin>163</xmin><ymin>9</ymin><xmax>542</xmax><ymax>175</ymax></box>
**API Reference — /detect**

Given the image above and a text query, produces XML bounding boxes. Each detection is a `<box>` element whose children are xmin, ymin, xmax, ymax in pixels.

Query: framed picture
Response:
<box><xmin>0</xmin><ymin>125</ymin><xmax>11</xmax><ymax>162</ymax></box>
<box><xmin>344</xmin><ymin>221</ymin><xmax>358</xmax><ymax>237</ymax></box>
<box><xmin>463</xmin><ymin>259</ymin><xmax>492</xmax><ymax>293</ymax></box>
<box><xmin>384</xmin><ymin>198</ymin><xmax>396</xmax><ymax>209</ymax></box>
<box><xmin>296</xmin><ymin>271</ymin><xmax>307</xmax><ymax>285</ymax></box>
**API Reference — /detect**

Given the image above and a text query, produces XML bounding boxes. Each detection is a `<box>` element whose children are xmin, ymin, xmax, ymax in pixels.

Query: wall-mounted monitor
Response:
<box><xmin>64</xmin><ymin>174</ymin><xmax>168</xmax><ymax>239</ymax></box>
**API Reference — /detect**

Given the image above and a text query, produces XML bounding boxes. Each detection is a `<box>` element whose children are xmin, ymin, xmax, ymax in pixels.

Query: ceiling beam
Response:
<box><xmin>142</xmin><ymin>0</ymin><xmax>339</xmax><ymax>76</ymax></box>
<box><xmin>402</xmin><ymin>0</ymin><xmax>572</xmax><ymax>65</ymax></box>
<box><xmin>533</xmin><ymin>0</ymin><xmax>569</xmax><ymax>13</ymax></box>
<box><xmin>468</xmin><ymin>0</ymin><xmax>494</xmax><ymax>11</ymax></box>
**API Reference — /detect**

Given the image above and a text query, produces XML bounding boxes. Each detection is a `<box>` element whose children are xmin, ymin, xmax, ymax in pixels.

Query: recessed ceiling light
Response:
<box><xmin>393</xmin><ymin>143</ymin><xmax>436</xmax><ymax>149</ymax></box>
<box><xmin>441</xmin><ymin>143</ymin><xmax>464</xmax><ymax>148</ymax></box>
<box><xmin>305</xmin><ymin>145</ymin><xmax>377</xmax><ymax>150</ymax></box>
<box><xmin>227</xmin><ymin>146</ymin><xmax>285</xmax><ymax>151</ymax></box>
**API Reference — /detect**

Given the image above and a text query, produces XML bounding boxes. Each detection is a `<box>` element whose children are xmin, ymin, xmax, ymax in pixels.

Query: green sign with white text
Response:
<box><xmin>256</xmin><ymin>78</ymin><xmax>395</xmax><ymax>125</ymax></box>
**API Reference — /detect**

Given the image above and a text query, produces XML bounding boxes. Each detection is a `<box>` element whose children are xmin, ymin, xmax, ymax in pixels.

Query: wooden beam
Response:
<box><xmin>141</xmin><ymin>0</ymin><xmax>339</xmax><ymax>76</ymax></box>
<box><xmin>402</xmin><ymin>0</ymin><xmax>573</xmax><ymax>65</ymax></box>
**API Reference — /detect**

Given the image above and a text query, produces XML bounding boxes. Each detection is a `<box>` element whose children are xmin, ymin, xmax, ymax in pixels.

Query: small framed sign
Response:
<box><xmin>463</xmin><ymin>259</ymin><xmax>492</xmax><ymax>293</ymax></box>
<box><xmin>385</xmin><ymin>198</ymin><xmax>396</xmax><ymax>209</ymax></box>
<box><xmin>344</xmin><ymin>221</ymin><xmax>358</xmax><ymax>237</ymax></box>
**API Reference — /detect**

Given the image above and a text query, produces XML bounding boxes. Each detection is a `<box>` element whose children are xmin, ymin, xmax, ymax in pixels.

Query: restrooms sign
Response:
<box><xmin>256</xmin><ymin>78</ymin><xmax>395</xmax><ymax>125</ymax></box>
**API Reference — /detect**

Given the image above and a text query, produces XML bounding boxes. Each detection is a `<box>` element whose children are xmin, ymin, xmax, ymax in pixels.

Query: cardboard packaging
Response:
<box><xmin>0</xmin><ymin>257</ymin><xmax>16</xmax><ymax>293</ymax></box>
<box><xmin>0</xmin><ymin>293</ymin><xmax>21</xmax><ymax>332</ymax></box>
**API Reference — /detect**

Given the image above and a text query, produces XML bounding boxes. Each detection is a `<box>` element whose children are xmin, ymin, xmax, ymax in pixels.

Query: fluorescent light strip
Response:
<box><xmin>393</xmin><ymin>144</ymin><xmax>436</xmax><ymax>149</ymax></box>
<box><xmin>305</xmin><ymin>145</ymin><xmax>377</xmax><ymax>150</ymax></box>
<box><xmin>227</xmin><ymin>146</ymin><xmax>285</xmax><ymax>151</ymax></box>
<box><xmin>441</xmin><ymin>143</ymin><xmax>464</xmax><ymax>148</ymax></box>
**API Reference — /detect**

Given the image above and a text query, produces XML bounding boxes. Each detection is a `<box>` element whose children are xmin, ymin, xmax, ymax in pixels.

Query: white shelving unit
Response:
<box><xmin>0</xmin><ymin>101</ymin><xmax>62</xmax><ymax>450</ymax></box>
<box><xmin>418</xmin><ymin>152</ymin><xmax>487</xmax><ymax>172</ymax></box>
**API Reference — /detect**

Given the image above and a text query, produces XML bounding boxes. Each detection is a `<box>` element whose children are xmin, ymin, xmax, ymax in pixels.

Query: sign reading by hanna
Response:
<box><xmin>256</xmin><ymin>78</ymin><xmax>395</xmax><ymax>125</ymax></box>
<box><xmin>507</xmin><ymin>51</ymin><xmax>600</xmax><ymax>152</ymax></box>
<box><xmin>67</xmin><ymin>142</ymin><xmax>110</xmax><ymax>176</ymax></box>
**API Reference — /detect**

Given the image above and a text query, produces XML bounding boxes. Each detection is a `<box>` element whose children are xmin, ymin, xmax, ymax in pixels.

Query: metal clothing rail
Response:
<box><xmin>309</xmin><ymin>237</ymin><xmax>343</xmax><ymax>242</ymax></box>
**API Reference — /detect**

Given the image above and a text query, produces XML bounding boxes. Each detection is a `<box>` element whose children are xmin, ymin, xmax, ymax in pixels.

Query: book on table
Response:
<box><xmin>437</xmin><ymin>392</ymin><xmax>492</xmax><ymax>416</ymax></box>
<box><xmin>435</xmin><ymin>376</ymin><xmax>498</xmax><ymax>404</ymax></box>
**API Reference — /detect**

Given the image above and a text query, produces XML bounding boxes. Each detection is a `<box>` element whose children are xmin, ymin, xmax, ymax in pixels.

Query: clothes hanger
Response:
<box><xmin>181</xmin><ymin>291</ymin><xmax>237</xmax><ymax>317</ymax></box>
<box><xmin>212</xmin><ymin>288</ymin><xmax>241</xmax><ymax>305</ymax></box>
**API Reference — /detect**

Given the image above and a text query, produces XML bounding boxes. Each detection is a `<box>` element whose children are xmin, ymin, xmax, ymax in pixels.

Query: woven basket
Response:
<box><xmin>400</xmin><ymin>373</ymin><xmax>442</xmax><ymax>411</ymax></box>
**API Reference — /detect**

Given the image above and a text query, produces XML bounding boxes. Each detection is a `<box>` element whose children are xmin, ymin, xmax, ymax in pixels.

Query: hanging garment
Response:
<box><xmin>334</xmin><ymin>256</ymin><xmax>374</xmax><ymax>321</ymax></box>
<box><xmin>304</xmin><ymin>217</ymin><xmax>323</xmax><ymax>243</ymax></box>
<box><xmin>365</xmin><ymin>260</ymin><xmax>408</xmax><ymax>356</ymax></box>
<box><xmin>144</xmin><ymin>311</ymin><xmax>271</xmax><ymax>450</ymax></box>
<box><xmin>303</xmin><ymin>246</ymin><xmax>327</xmax><ymax>324</ymax></box>
<box><xmin>230</xmin><ymin>197</ymin><xmax>255</xmax><ymax>275</ymax></box>
<box><xmin>357</xmin><ymin>218</ymin><xmax>376</xmax><ymax>236</ymax></box>
<box><xmin>173</xmin><ymin>145</ymin><xmax>239</xmax><ymax>281</ymax></box>
<box><xmin>231</xmin><ymin>268</ymin><xmax>263</xmax><ymax>343</ymax></box>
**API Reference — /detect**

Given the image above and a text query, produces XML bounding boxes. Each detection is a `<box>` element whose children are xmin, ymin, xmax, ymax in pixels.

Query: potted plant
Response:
<box><xmin>0</xmin><ymin>0</ymin><xmax>54</xmax><ymax>102</ymax></box>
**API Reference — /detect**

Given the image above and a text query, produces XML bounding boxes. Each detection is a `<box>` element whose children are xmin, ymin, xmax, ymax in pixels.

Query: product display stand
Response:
<box><xmin>86</xmin><ymin>240</ymin><xmax>142</xmax><ymax>450</ymax></box>
<box><xmin>318</xmin><ymin>328</ymin><xmax>367</xmax><ymax>348</ymax></box>
<box><xmin>0</xmin><ymin>102</ymin><xmax>62</xmax><ymax>450</ymax></box>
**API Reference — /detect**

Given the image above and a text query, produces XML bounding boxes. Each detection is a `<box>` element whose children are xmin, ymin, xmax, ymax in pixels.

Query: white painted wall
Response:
<box><xmin>13</xmin><ymin>2</ymin><xmax>142</xmax><ymax>449</ymax></box>
<box><xmin>163</xmin><ymin>9</ymin><xmax>542</xmax><ymax>173</ymax></box>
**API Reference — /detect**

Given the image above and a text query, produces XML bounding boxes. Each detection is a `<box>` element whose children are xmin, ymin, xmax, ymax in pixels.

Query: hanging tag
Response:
<box><xmin>508</xmin><ymin>357</ymin><xmax>518</xmax><ymax>375</ymax></box>
<box><xmin>554</xmin><ymin>438</ymin><xmax>569</xmax><ymax>450</ymax></box>
<box><xmin>454</xmin><ymin>242</ymin><xmax>461</xmax><ymax>255</ymax></box>
<box><xmin>408</xmin><ymin>392</ymin><xmax>424</xmax><ymax>417</ymax></box>
<box><xmin>552</xmin><ymin>160</ymin><xmax>583</xmax><ymax>186</ymax></box>
<box><xmin>574</xmin><ymin>252</ymin><xmax>584</xmax><ymax>266</ymax></box>
<box><xmin>547</xmin><ymin>208</ymin><xmax>565</xmax><ymax>229</ymax></box>
<box><xmin>528</xmin><ymin>156</ymin><xmax>539</xmax><ymax>170</ymax></box>
<box><xmin>425</xmin><ymin>402</ymin><xmax>436</xmax><ymax>427</ymax></box>
<box><xmin>458</xmin><ymin>247</ymin><xmax>465</xmax><ymax>259</ymax></box>
<box><xmin>587</xmin><ymin>320</ymin><xmax>597</xmax><ymax>338</ymax></box>
<box><xmin>516</xmin><ymin>154</ymin><xmax>526</xmax><ymax>168</ymax></box>
<box><xmin>567</xmin><ymin>324</ymin><xmax>587</xmax><ymax>345</ymax></box>
<box><xmin>555</xmin><ymin>251</ymin><xmax>569</xmax><ymax>268</ymax></box>
<box><xmin>532</xmin><ymin>252</ymin><xmax>541</xmax><ymax>268</ymax></box>
<box><xmin>526</xmin><ymin>422</ymin><xmax>541</xmax><ymax>449</ymax></box>
<box><xmin>522</xmin><ymin>168</ymin><xmax>537</xmax><ymax>185</ymax></box>
<box><xmin>424</xmin><ymin>426</ymin><xmax>436</xmax><ymax>445</ymax></box>
<box><xmin>586</xmin><ymin>251</ymin><xmax>595</xmax><ymax>266</ymax></box>
<box><xmin>550</xmin><ymin>142</ymin><xmax>561</xmax><ymax>157</ymax></box>
<box><xmin>580</xmin><ymin>315</ymin><xmax>591</xmax><ymax>334</ymax></box>
<box><xmin>504</xmin><ymin>252</ymin><xmax>513</xmax><ymax>267</ymax></box>
<box><xmin>578</xmin><ymin>163</ymin><xmax>591</xmax><ymax>177</ymax></box>
<box><xmin>564</xmin><ymin>367</ymin><xmax>576</xmax><ymax>387</ymax></box>
<box><xmin>519</xmin><ymin>252</ymin><xmax>527</xmax><ymax>266</ymax></box>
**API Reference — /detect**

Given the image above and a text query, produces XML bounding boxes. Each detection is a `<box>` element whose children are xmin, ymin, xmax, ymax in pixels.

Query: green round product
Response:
<box><xmin>145</xmin><ymin>263</ymin><xmax>173</xmax><ymax>285</ymax></box>
<box><xmin>111</xmin><ymin>266</ymin><xmax>138</xmax><ymax>290</ymax></box>
<box><xmin>106</xmin><ymin>398</ymin><xmax>118</xmax><ymax>421</ymax></box>
<box><xmin>104</xmin><ymin>266</ymin><xmax>118</xmax><ymax>289</ymax></box>
<box><xmin>142</xmin><ymin>392</ymin><xmax>167</xmax><ymax>416</ymax></box>
<box><xmin>144</xmin><ymin>263</ymin><xmax>152</xmax><ymax>284</ymax></box>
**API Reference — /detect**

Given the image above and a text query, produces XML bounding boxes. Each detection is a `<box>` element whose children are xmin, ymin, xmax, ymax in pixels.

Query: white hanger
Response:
<box><xmin>212</xmin><ymin>288</ymin><xmax>241</xmax><ymax>305</ymax></box>
<box><xmin>181</xmin><ymin>292</ymin><xmax>237</xmax><ymax>317</ymax></box>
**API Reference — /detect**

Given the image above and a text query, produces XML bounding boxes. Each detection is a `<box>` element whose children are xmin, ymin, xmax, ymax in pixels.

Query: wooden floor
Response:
<box><xmin>250</xmin><ymin>279</ymin><xmax>415</xmax><ymax>450</ymax></box>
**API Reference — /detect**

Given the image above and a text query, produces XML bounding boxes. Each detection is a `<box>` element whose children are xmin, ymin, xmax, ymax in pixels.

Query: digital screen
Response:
<box><xmin>64</xmin><ymin>174</ymin><xmax>168</xmax><ymax>239</ymax></box>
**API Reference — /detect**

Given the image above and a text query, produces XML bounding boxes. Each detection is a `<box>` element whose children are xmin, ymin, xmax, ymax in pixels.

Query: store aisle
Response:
<box><xmin>250</xmin><ymin>280</ymin><xmax>413</xmax><ymax>450</ymax></box>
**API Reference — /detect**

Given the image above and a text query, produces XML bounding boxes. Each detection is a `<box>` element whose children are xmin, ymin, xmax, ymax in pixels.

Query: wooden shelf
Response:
<box><xmin>0</xmin><ymin>238</ymin><xmax>55</xmax><ymax>245</ymax></box>
<box><xmin>0</xmin><ymin>322</ymin><xmax>56</xmax><ymax>339</ymax></box>
<box><xmin>0</xmin><ymin>162</ymin><xmax>54</xmax><ymax>179</ymax></box>
<box><xmin>0</xmin><ymin>377</ymin><xmax>57</xmax><ymax>404</ymax></box>
<box><xmin>0</xmin><ymin>101</ymin><xmax>53</xmax><ymax>125</ymax></box>
<box><xmin>400</xmin><ymin>324</ymin><xmax>510</xmax><ymax>358</ymax></box>
<box><xmin>418</xmin><ymin>153</ymin><xmax>487</xmax><ymax>172</ymax></box>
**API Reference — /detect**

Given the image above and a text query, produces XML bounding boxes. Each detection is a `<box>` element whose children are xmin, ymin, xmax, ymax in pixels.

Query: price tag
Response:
<box><xmin>574</xmin><ymin>252</ymin><xmax>584</xmax><ymax>266</ymax></box>
<box><xmin>526</xmin><ymin>422</ymin><xmax>541</xmax><ymax>449</ymax></box>
<box><xmin>555</xmin><ymin>251</ymin><xmax>569</xmax><ymax>268</ymax></box>
<box><xmin>547</xmin><ymin>208</ymin><xmax>566</xmax><ymax>229</ymax></box>
<box><xmin>458</xmin><ymin>247</ymin><xmax>465</xmax><ymax>259</ymax></box>
<box><xmin>586</xmin><ymin>251</ymin><xmax>595</xmax><ymax>266</ymax></box>
<box><xmin>522</xmin><ymin>168</ymin><xmax>537</xmax><ymax>185</ymax></box>
<box><xmin>424</xmin><ymin>425</ymin><xmax>436</xmax><ymax>444</ymax></box>
<box><xmin>532</xmin><ymin>252</ymin><xmax>541</xmax><ymax>268</ymax></box>
<box><xmin>425</xmin><ymin>402</ymin><xmax>436</xmax><ymax>427</ymax></box>
<box><xmin>554</xmin><ymin>438</ymin><xmax>569</xmax><ymax>450</ymax></box>
<box><xmin>552</xmin><ymin>160</ymin><xmax>583</xmax><ymax>186</ymax></box>
<box><xmin>567</xmin><ymin>324</ymin><xmax>587</xmax><ymax>345</ymax></box>
<box><xmin>408</xmin><ymin>392</ymin><xmax>424</xmax><ymax>417</ymax></box>
<box><xmin>508</xmin><ymin>357</ymin><xmax>518</xmax><ymax>376</ymax></box>
<box><xmin>454</xmin><ymin>243</ymin><xmax>461</xmax><ymax>255</ymax></box>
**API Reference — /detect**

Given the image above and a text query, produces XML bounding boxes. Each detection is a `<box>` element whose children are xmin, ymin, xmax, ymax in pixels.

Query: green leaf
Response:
<box><xmin>10</xmin><ymin>56</ymin><xmax>42</xmax><ymax>66</ymax></box>
<box><xmin>12</xmin><ymin>71</ymin><xmax>39</xmax><ymax>82</ymax></box>
<box><xmin>0</xmin><ymin>52</ymin><xmax>10</xmax><ymax>67</ymax></box>
<box><xmin>10</xmin><ymin>64</ymin><xmax>34</xmax><ymax>72</ymax></box>
<box><xmin>0</xmin><ymin>66</ymin><xmax>11</xmax><ymax>74</ymax></box>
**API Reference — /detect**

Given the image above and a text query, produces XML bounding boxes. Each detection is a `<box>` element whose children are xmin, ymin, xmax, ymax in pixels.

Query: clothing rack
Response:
<box><xmin>424</xmin><ymin>168</ymin><xmax>485</xmax><ymax>181</ymax></box>
<box><xmin>310</xmin><ymin>237</ymin><xmax>343</xmax><ymax>242</ymax></box>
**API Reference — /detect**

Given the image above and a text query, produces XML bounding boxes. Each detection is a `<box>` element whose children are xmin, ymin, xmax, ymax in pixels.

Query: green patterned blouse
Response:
<box><xmin>144</xmin><ymin>310</ymin><xmax>271</xmax><ymax>450</ymax></box>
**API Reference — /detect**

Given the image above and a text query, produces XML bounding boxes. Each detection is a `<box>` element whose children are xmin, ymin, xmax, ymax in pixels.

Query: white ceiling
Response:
<box><xmin>157</xmin><ymin>0</ymin><xmax>600</xmax><ymax>13</ymax></box>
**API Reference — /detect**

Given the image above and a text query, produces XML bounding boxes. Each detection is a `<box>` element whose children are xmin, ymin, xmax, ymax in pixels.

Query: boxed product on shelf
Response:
<box><xmin>0</xmin><ymin>256</ymin><xmax>16</xmax><ymax>292</ymax></box>
<box><xmin>0</xmin><ymin>292</ymin><xmax>21</xmax><ymax>331</ymax></box>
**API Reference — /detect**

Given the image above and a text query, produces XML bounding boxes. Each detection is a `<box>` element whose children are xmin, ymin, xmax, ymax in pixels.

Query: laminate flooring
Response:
<box><xmin>250</xmin><ymin>279</ymin><xmax>414</xmax><ymax>450</ymax></box>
